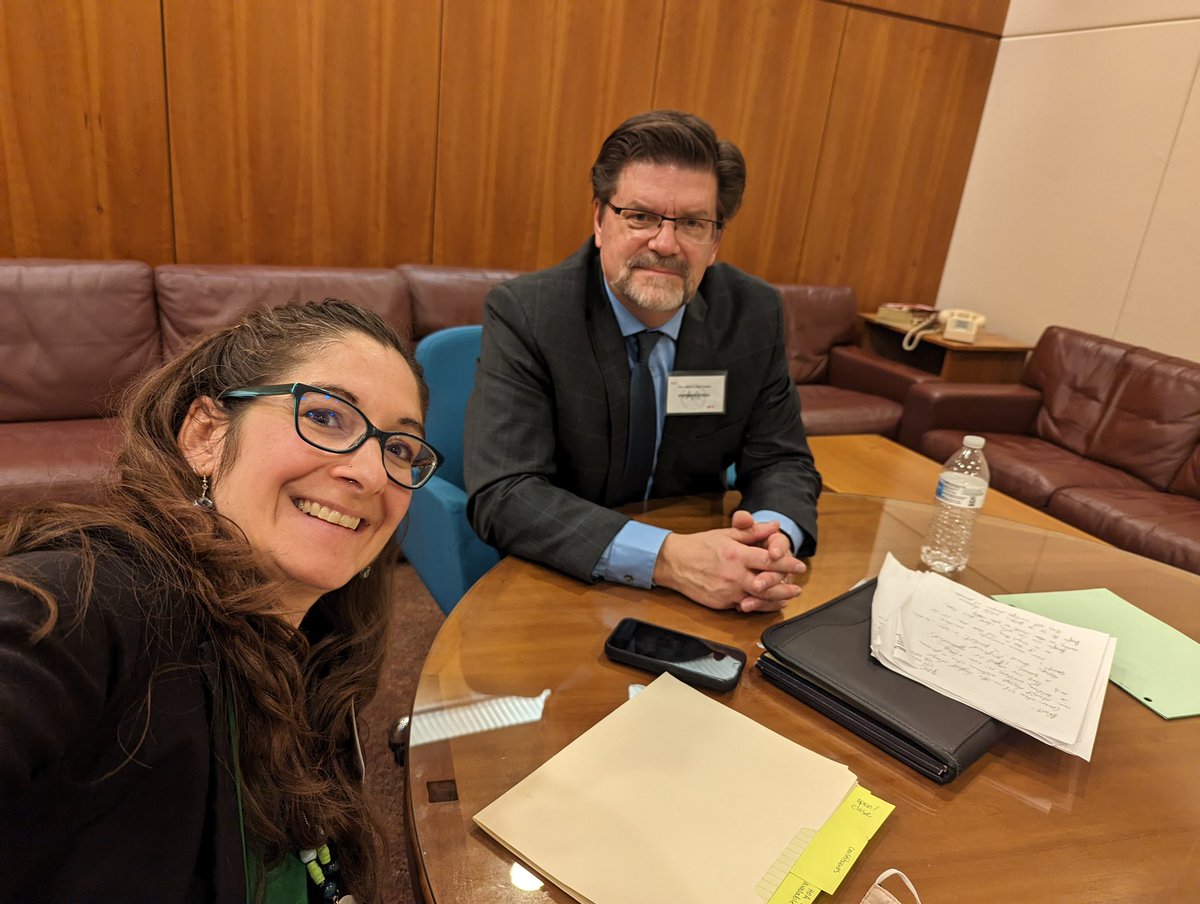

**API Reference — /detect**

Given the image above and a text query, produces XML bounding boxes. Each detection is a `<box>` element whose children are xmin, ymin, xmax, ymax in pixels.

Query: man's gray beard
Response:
<box><xmin>613</xmin><ymin>255</ymin><xmax>695</xmax><ymax>313</ymax></box>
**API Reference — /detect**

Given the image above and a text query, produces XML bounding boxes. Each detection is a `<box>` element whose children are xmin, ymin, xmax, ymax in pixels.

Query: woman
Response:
<box><xmin>0</xmin><ymin>300</ymin><xmax>441</xmax><ymax>902</ymax></box>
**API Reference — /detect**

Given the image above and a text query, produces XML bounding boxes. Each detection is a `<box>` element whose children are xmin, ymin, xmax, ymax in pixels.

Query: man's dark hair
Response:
<box><xmin>590</xmin><ymin>110</ymin><xmax>747</xmax><ymax>221</ymax></box>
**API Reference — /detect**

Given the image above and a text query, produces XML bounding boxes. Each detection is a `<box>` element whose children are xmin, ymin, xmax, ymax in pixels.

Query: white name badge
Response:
<box><xmin>666</xmin><ymin>371</ymin><xmax>727</xmax><ymax>415</ymax></box>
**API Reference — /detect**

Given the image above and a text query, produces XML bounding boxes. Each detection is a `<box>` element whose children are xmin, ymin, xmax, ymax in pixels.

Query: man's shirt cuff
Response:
<box><xmin>593</xmin><ymin>521</ymin><xmax>671</xmax><ymax>588</ymax></box>
<box><xmin>752</xmin><ymin>509</ymin><xmax>805</xmax><ymax>554</ymax></box>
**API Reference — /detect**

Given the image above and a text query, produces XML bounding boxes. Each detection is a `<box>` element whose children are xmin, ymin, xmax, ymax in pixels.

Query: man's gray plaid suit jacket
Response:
<box><xmin>464</xmin><ymin>238</ymin><xmax>821</xmax><ymax>583</ymax></box>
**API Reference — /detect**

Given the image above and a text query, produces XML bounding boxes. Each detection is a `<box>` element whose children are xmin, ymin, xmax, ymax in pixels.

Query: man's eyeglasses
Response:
<box><xmin>607</xmin><ymin>203</ymin><xmax>723</xmax><ymax>245</ymax></box>
<box><xmin>217</xmin><ymin>383</ymin><xmax>443</xmax><ymax>490</ymax></box>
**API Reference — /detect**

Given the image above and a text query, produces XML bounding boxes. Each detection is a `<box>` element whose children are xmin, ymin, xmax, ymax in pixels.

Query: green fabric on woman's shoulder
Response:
<box><xmin>228</xmin><ymin>694</ymin><xmax>308</xmax><ymax>903</ymax></box>
<box><xmin>263</xmin><ymin>854</ymin><xmax>308</xmax><ymax>904</ymax></box>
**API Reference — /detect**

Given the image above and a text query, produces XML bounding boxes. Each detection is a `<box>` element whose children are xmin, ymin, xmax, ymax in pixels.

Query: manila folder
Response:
<box><xmin>474</xmin><ymin>673</ymin><xmax>857</xmax><ymax>904</ymax></box>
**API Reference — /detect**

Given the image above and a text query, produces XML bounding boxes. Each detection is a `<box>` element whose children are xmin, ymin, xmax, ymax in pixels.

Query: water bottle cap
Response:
<box><xmin>963</xmin><ymin>435</ymin><xmax>985</xmax><ymax>449</ymax></box>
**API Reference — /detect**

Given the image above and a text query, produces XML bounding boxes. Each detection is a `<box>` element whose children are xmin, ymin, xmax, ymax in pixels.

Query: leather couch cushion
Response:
<box><xmin>0</xmin><ymin>418</ymin><xmax>122</xmax><ymax>506</ymax></box>
<box><xmin>1024</xmin><ymin>326</ymin><xmax>1131</xmax><ymax>457</ymax></box>
<box><xmin>1087</xmin><ymin>348</ymin><xmax>1200</xmax><ymax>490</ymax></box>
<box><xmin>0</xmin><ymin>260</ymin><xmax>159</xmax><ymax>420</ymax></box>
<box><xmin>777</xmin><ymin>285</ymin><xmax>858</xmax><ymax>384</ymax></box>
<box><xmin>404</xmin><ymin>265</ymin><xmax>522</xmax><ymax>340</ymax></box>
<box><xmin>797</xmin><ymin>385</ymin><xmax>902</xmax><ymax>437</ymax></box>
<box><xmin>154</xmin><ymin>265</ymin><xmax>413</xmax><ymax>358</ymax></box>
<box><xmin>923</xmin><ymin>429</ymin><xmax>1152</xmax><ymax>508</ymax></box>
<box><xmin>1047</xmin><ymin>486</ymin><xmax>1200</xmax><ymax>574</ymax></box>
<box><xmin>1168</xmin><ymin>445</ymin><xmax>1200</xmax><ymax>500</ymax></box>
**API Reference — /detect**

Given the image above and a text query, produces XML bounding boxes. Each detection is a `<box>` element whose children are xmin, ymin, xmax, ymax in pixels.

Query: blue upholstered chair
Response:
<box><xmin>400</xmin><ymin>326</ymin><xmax>500</xmax><ymax>614</ymax></box>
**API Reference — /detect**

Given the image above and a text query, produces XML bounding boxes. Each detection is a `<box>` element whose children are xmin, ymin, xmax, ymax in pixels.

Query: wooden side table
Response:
<box><xmin>858</xmin><ymin>312</ymin><xmax>1033</xmax><ymax>382</ymax></box>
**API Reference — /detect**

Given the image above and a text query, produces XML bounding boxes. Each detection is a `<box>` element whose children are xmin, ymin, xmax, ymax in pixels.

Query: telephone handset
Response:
<box><xmin>901</xmin><ymin>308</ymin><xmax>987</xmax><ymax>349</ymax></box>
<box><xmin>938</xmin><ymin>309</ymin><xmax>987</xmax><ymax>343</ymax></box>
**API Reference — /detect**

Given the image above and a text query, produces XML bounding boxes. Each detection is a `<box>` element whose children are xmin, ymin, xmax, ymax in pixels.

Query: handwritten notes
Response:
<box><xmin>871</xmin><ymin>554</ymin><xmax>1116</xmax><ymax>760</ymax></box>
<box><xmin>996</xmin><ymin>588</ymin><xmax>1200</xmax><ymax>719</ymax></box>
<box><xmin>764</xmin><ymin>786</ymin><xmax>895</xmax><ymax>902</ymax></box>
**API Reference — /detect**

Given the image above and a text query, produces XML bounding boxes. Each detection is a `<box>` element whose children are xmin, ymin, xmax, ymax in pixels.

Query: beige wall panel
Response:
<box><xmin>799</xmin><ymin>10</ymin><xmax>997</xmax><ymax>307</ymax></box>
<box><xmin>434</xmin><ymin>0</ymin><xmax>662</xmax><ymax>270</ymax></box>
<box><xmin>164</xmin><ymin>0</ymin><xmax>439</xmax><ymax>266</ymax></box>
<box><xmin>1117</xmin><ymin>62</ymin><xmax>1200</xmax><ymax>361</ymax></box>
<box><xmin>0</xmin><ymin>0</ymin><xmax>172</xmax><ymax>262</ymax></box>
<box><xmin>1004</xmin><ymin>0</ymin><xmax>1200</xmax><ymax>36</ymax></box>
<box><xmin>937</xmin><ymin>22</ymin><xmax>1200</xmax><ymax>345</ymax></box>
<box><xmin>653</xmin><ymin>0</ymin><xmax>845</xmax><ymax>284</ymax></box>
<box><xmin>848</xmin><ymin>0</ymin><xmax>1009</xmax><ymax>35</ymax></box>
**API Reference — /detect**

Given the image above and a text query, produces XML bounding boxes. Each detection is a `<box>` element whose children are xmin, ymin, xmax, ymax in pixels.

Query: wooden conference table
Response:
<box><xmin>405</xmin><ymin>449</ymin><xmax>1200</xmax><ymax>903</ymax></box>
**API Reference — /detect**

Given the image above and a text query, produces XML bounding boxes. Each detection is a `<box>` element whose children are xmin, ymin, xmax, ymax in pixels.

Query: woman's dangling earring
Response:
<box><xmin>359</xmin><ymin>565</ymin><xmax>372</xmax><ymax>580</ymax></box>
<box><xmin>193</xmin><ymin>474</ymin><xmax>215</xmax><ymax>510</ymax></box>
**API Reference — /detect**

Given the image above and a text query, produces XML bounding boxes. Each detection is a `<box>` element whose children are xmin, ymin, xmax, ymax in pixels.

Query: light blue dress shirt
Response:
<box><xmin>593</xmin><ymin>278</ymin><xmax>805</xmax><ymax>587</ymax></box>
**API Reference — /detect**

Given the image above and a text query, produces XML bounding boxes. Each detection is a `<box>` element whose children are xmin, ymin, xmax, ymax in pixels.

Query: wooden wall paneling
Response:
<box><xmin>0</xmin><ymin>0</ymin><xmax>172</xmax><ymax>262</ymax></box>
<box><xmin>163</xmin><ymin>0</ymin><xmax>440</xmax><ymax>266</ymax></box>
<box><xmin>0</xmin><ymin>20</ymin><xmax>16</xmax><ymax>256</ymax></box>
<box><xmin>840</xmin><ymin>0</ymin><xmax>1010</xmax><ymax>35</ymax></box>
<box><xmin>434</xmin><ymin>0</ymin><xmax>663</xmax><ymax>270</ymax></box>
<box><xmin>653</xmin><ymin>0</ymin><xmax>847</xmax><ymax>284</ymax></box>
<box><xmin>797</xmin><ymin>9</ymin><xmax>998</xmax><ymax>308</ymax></box>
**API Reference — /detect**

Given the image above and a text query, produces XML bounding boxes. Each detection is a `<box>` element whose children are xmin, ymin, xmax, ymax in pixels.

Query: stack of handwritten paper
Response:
<box><xmin>474</xmin><ymin>673</ymin><xmax>893</xmax><ymax>903</ymax></box>
<box><xmin>870</xmin><ymin>553</ymin><xmax>1117</xmax><ymax>759</ymax></box>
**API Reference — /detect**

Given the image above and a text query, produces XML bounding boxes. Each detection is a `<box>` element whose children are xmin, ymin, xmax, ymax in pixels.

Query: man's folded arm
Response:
<box><xmin>464</xmin><ymin>288</ymin><xmax>629</xmax><ymax>582</ymax></box>
<box><xmin>592</xmin><ymin>520</ymin><xmax>670</xmax><ymax>588</ymax></box>
<box><xmin>734</xmin><ymin>302</ymin><xmax>821</xmax><ymax>556</ymax></box>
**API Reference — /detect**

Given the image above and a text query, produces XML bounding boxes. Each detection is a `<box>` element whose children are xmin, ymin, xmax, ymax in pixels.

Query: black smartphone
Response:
<box><xmin>603</xmin><ymin>618</ymin><xmax>746</xmax><ymax>693</ymax></box>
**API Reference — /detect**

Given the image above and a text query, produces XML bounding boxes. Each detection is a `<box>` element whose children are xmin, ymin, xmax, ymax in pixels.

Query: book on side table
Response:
<box><xmin>872</xmin><ymin>303</ymin><xmax>938</xmax><ymax>328</ymax></box>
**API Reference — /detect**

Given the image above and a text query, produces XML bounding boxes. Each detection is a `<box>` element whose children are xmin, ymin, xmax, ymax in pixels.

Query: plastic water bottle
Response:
<box><xmin>920</xmin><ymin>435</ymin><xmax>990</xmax><ymax>573</ymax></box>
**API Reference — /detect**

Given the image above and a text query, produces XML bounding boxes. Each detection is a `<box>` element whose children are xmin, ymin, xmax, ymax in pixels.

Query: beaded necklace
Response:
<box><xmin>299</xmin><ymin>820</ymin><xmax>354</xmax><ymax>902</ymax></box>
<box><xmin>299</xmin><ymin>843</ymin><xmax>339</xmax><ymax>897</ymax></box>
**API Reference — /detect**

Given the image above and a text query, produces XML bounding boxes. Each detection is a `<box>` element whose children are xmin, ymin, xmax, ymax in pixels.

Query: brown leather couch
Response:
<box><xmin>779</xmin><ymin>285</ymin><xmax>936</xmax><ymax>436</ymax></box>
<box><xmin>1</xmin><ymin>259</ymin><xmax>930</xmax><ymax>506</ymax></box>
<box><xmin>898</xmin><ymin>326</ymin><xmax>1200</xmax><ymax>574</ymax></box>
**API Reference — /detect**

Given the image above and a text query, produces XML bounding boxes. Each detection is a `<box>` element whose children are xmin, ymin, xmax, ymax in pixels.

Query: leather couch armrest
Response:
<box><xmin>827</xmin><ymin>345</ymin><xmax>938</xmax><ymax>404</ymax></box>
<box><xmin>897</xmin><ymin>382</ymin><xmax>1042</xmax><ymax>450</ymax></box>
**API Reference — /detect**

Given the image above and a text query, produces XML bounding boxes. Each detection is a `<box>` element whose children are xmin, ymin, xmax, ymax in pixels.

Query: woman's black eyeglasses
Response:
<box><xmin>217</xmin><ymin>383</ymin><xmax>442</xmax><ymax>490</ymax></box>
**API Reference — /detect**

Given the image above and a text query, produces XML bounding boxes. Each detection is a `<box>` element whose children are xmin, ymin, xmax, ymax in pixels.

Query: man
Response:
<box><xmin>464</xmin><ymin>110</ymin><xmax>821</xmax><ymax>612</ymax></box>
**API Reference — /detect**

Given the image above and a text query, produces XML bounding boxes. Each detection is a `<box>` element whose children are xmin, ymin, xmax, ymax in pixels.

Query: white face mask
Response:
<box><xmin>859</xmin><ymin>869</ymin><xmax>923</xmax><ymax>904</ymax></box>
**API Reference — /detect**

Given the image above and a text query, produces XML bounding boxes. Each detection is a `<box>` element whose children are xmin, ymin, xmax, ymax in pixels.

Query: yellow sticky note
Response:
<box><xmin>791</xmin><ymin>786</ymin><xmax>894</xmax><ymax>893</ymax></box>
<box><xmin>766</xmin><ymin>873</ymin><xmax>821</xmax><ymax>904</ymax></box>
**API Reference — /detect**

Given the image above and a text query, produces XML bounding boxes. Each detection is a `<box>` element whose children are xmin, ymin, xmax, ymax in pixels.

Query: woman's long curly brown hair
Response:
<box><xmin>0</xmin><ymin>299</ymin><xmax>428</xmax><ymax>902</ymax></box>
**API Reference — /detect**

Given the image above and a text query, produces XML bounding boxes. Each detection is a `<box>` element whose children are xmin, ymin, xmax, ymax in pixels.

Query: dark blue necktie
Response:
<box><xmin>620</xmin><ymin>330</ymin><xmax>663</xmax><ymax>504</ymax></box>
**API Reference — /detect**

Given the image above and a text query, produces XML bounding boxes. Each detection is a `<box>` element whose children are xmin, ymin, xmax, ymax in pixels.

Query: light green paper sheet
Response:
<box><xmin>994</xmin><ymin>588</ymin><xmax>1200</xmax><ymax>719</ymax></box>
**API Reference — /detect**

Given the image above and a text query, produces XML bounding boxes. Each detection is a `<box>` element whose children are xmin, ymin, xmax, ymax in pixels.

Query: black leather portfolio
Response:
<box><xmin>757</xmin><ymin>579</ymin><xmax>1009</xmax><ymax>783</ymax></box>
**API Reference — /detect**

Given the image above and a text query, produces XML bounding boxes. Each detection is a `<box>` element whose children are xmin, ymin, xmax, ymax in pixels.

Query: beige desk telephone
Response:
<box><xmin>901</xmin><ymin>308</ymin><xmax>987</xmax><ymax>349</ymax></box>
<box><xmin>938</xmin><ymin>308</ymin><xmax>987</xmax><ymax>342</ymax></box>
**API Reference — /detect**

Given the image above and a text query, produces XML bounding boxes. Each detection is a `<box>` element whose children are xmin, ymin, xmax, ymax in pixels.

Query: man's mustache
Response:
<box><xmin>627</xmin><ymin>253</ymin><xmax>688</xmax><ymax>277</ymax></box>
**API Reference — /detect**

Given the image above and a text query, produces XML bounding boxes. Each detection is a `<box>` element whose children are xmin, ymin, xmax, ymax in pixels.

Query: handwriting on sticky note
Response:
<box><xmin>766</xmin><ymin>874</ymin><xmax>821</xmax><ymax>904</ymax></box>
<box><xmin>790</xmin><ymin>786</ymin><xmax>895</xmax><ymax>894</ymax></box>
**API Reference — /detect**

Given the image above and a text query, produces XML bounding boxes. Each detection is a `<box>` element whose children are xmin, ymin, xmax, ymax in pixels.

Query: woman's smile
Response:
<box><xmin>295</xmin><ymin>497</ymin><xmax>365</xmax><ymax>531</ymax></box>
